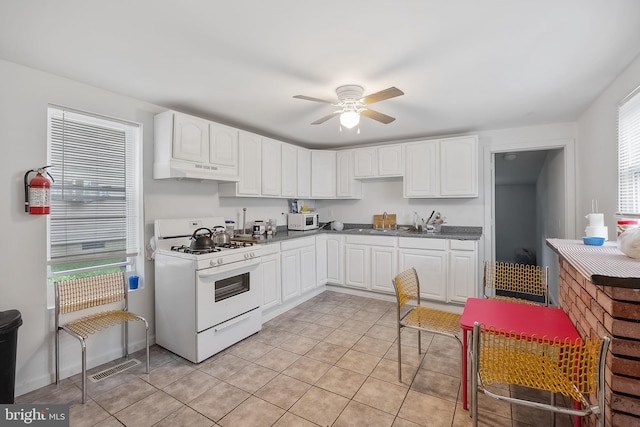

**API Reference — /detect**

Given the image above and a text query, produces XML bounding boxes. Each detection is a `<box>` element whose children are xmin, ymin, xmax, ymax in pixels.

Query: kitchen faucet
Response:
<box><xmin>382</xmin><ymin>211</ymin><xmax>388</xmax><ymax>230</ymax></box>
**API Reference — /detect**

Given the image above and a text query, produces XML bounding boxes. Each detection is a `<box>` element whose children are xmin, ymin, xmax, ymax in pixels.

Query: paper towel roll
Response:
<box><xmin>585</xmin><ymin>213</ymin><xmax>604</xmax><ymax>227</ymax></box>
<box><xmin>585</xmin><ymin>225</ymin><xmax>608</xmax><ymax>240</ymax></box>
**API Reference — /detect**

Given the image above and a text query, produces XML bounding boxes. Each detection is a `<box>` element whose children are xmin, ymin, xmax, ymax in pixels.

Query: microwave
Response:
<box><xmin>288</xmin><ymin>213</ymin><xmax>319</xmax><ymax>231</ymax></box>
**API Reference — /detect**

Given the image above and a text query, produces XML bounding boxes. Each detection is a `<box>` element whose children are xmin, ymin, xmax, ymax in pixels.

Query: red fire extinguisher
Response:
<box><xmin>24</xmin><ymin>166</ymin><xmax>54</xmax><ymax>215</ymax></box>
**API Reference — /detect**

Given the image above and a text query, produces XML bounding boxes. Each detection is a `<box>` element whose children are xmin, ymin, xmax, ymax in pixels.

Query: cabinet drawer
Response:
<box><xmin>449</xmin><ymin>240</ymin><xmax>477</xmax><ymax>251</ymax></box>
<box><xmin>345</xmin><ymin>235</ymin><xmax>396</xmax><ymax>246</ymax></box>
<box><xmin>281</xmin><ymin>236</ymin><xmax>315</xmax><ymax>251</ymax></box>
<box><xmin>261</xmin><ymin>243</ymin><xmax>280</xmax><ymax>256</ymax></box>
<box><xmin>398</xmin><ymin>237</ymin><xmax>447</xmax><ymax>250</ymax></box>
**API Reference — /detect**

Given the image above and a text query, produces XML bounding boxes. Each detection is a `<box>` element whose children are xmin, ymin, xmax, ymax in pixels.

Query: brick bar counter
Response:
<box><xmin>547</xmin><ymin>239</ymin><xmax>640</xmax><ymax>427</ymax></box>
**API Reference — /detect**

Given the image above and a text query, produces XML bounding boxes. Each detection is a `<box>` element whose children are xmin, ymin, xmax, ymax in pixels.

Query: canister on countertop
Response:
<box><xmin>617</xmin><ymin>219</ymin><xmax>639</xmax><ymax>237</ymax></box>
<box><xmin>225</xmin><ymin>220</ymin><xmax>235</xmax><ymax>235</ymax></box>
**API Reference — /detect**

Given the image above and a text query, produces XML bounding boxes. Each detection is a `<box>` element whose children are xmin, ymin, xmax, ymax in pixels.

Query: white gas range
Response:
<box><xmin>153</xmin><ymin>217</ymin><xmax>262</xmax><ymax>363</ymax></box>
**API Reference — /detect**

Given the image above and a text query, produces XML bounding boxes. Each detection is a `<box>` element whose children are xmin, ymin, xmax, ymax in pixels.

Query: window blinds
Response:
<box><xmin>618</xmin><ymin>88</ymin><xmax>640</xmax><ymax>217</ymax></box>
<box><xmin>48</xmin><ymin>107</ymin><xmax>140</xmax><ymax>265</ymax></box>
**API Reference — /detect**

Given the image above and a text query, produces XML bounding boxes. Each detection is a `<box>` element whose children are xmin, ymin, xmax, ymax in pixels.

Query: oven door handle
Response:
<box><xmin>197</xmin><ymin>257</ymin><xmax>261</xmax><ymax>278</ymax></box>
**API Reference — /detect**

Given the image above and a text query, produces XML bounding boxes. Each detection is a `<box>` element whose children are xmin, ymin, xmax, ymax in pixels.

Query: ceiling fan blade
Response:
<box><xmin>361</xmin><ymin>109</ymin><xmax>396</xmax><ymax>124</ymax></box>
<box><xmin>293</xmin><ymin>95</ymin><xmax>334</xmax><ymax>104</ymax></box>
<box><xmin>311</xmin><ymin>112</ymin><xmax>340</xmax><ymax>125</ymax></box>
<box><xmin>361</xmin><ymin>87</ymin><xmax>404</xmax><ymax>105</ymax></box>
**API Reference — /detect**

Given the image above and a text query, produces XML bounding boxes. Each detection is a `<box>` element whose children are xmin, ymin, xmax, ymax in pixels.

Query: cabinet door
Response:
<box><xmin>300</xmin><ymin>244</ymin><xmax>317</xmax><ymax>294</ymax></box>
<box><xmin>344</xmin><ymin>245</ymin><xmax>369</xmax><ymax>289</ymax></box>
<box><xmin>172</xmin><ymin>113</ymin><xmax>208</xmax><ymax>162</ymax></box>
<box><xmin>404</xmin><ymin>141</ymin><xmax>439</xmax><ymax>198</ymax></box>
<box><xmin>237</xmin><ymin>132</ymin><xmax>262</xmax><ymax>196</ymax></box>
<box><xmin>354</xmin><ymin>148</ymin><xmax>377</xmax><ymax>178</ymax></box>
<box><xmin>311</xmin><ymin>150</ymin><xmax>336</xmax><ymax>198</ymax></box>
<box><xmin>261</xmin><ymin>253</ymin><xmax>281</xmax><ymax>311</ymax></box>
<box><xmin>440</xmin><ymin>136</ymin><xmax>478</xmax><ymax>197</ymax></box>
<box><xmin>398</xmin><ymin>249</ymin><xmax>447</xmax><ymax>302</ymax></box>
<box><xmin>316</xmin><ymin>236</ymin><xmax>328</xmax><ymax>286</ymax></box>
<box><xmin>209</xmin><ymin>123</ymin><xmax>238</xmax><ymax>167</ymax></box>
<box><xmin>281</xmin><ymin>249</ymin><xmax>301</xmax><ymax>301</ymax></box>
<box><xmin>281</xmin><ymin>143</ymin><xmax>297</xmax><ymax>198</ymax></box>
<box><xmin>370</xmin><ymin>246</ymin><xmax>397</xmax><ymax>293</ymax></box>
<box><xmin>327</xmin><ymin>235</ymin><xmax>344</xmax><ymax>285</ymax></box>
<box><xmin>449</xmin><ymin>250</ymin><xmax>477</xmax><ymax>303</ymax></box>
<box><xmin>297</xmin><ymin>148</ymin><xmax>311</xmax><ymax>198</ymax></box>
<box><xmin>336</xmin><ymin>150</ymin><xmax>353</xmax><ymax>198</ymax></box>
<box><xmin>378</xmin><ymin>145</ymin><xmax>403</xmax><ymax>176</ymax></box>
<box><xmin>261</xmin><ymin>138</ymin><xmax>282</xmax><ymax>196</ymax></box>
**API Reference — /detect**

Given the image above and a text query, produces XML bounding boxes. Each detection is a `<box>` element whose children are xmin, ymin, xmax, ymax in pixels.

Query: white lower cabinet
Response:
<box><xmin>345</xmin><ymin>244</ymin><xmax>369</xmax><ymax>289</ymax></box>
<box><xmin>344</xmin><ymin>235</ymin><xmax>397</xmax><ymax>292</ymax></box>
<box><xmin>398</xmin><ymin>237</ymin><xmax>477</xmax><ymax>303</ymax></box>
<box><xmin>316</xmin><ymin>234</ymin><xmax>328</xmax><ymax>286</ymax></box>
<box><xmin>281</xmin><ymin>236</ymin><xmax>316</xmax><ymax>302</ymax></box>
<box><xmin>261</xmin><ymin>245</ymin><xmax>281</xmax><ymax>311</ymax></box>
<box><xmin>370</xmin><ymin>246</ymin><xmax>397</xmax><ymax>293</ymax></box>
<box><xmin>398</xmin><ymin>246</ymin><xmax>447</xmax><ymax>302</ymax></box>
<box><xmin>448</xmin><ymin>240</ymin><xmax>478</xmax><ymax>303</ymax></box>
<box><xmin>326</xmin><ymin>235</ymin><xmax>344</xmax><ymax>285</ymax></box>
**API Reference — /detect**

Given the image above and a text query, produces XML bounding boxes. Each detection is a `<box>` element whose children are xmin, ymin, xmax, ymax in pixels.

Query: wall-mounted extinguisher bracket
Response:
<box><xmin>24</xmin><ymin>166</ymin><xmax>54</xmax><ymax>215</ymax></box>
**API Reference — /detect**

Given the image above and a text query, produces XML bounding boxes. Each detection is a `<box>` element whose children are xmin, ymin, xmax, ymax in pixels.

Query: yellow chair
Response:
<box><xmin>55</xmin><ymin>272</ymin><xmax>149</xmax><ymax>403</ymax></box>
<box><xmin>470</xmin><ymin>322</ymin><xmax>609</xmax><ymax>427</ymax></box>
<box><xmin>391</xmin><ymin>268</ymin><xmax>462</xmax><ymax>383</ymax></box>
<box><xmin>483</xmin><ymin>261</ymin><xmax>549</xmax><ymax>306</ymax></box>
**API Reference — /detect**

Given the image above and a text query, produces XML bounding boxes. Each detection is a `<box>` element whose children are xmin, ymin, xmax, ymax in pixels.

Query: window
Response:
<box><xmin>47</xmin><ymin>106</ymin><xmax>142</xmax><ymax>282</ymax></box>
<box><xmin>618</xmin><ymin>87</ymin><xmax>640</xmax><ymax>217</ymax></box>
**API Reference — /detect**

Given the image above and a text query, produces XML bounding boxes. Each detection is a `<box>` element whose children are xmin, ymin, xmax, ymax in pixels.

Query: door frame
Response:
<box><xmin>482</xmin><ymin>138</ymin><xmax>576</xmax><ymax>264</ymax></box>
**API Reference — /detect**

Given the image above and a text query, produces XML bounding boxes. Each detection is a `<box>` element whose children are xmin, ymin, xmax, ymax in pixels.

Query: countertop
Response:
<box><xmin>546</xmin><ymin>238</ymin><xmax>640</xmax><ymax>289</ymax></box>
<box><xmin>233</xmin><ymin>224</ymin><xmax>483</xmax><ymax>245</ymax></box>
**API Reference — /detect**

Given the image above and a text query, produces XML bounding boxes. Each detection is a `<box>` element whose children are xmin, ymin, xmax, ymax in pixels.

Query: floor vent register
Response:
<box><xmin>89</xmin><ymin>359</ymin><xmax>141</xmax><ymax>383</ymax></box>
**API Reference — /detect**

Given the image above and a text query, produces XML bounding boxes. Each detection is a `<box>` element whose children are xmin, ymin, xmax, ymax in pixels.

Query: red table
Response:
<box><xmin>460</xmin><ymin>298</ymin><xmax>580</xmax><ymax>411</ymax></box>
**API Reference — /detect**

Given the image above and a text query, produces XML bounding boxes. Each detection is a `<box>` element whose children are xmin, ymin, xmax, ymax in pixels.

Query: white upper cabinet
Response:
<box><xmin>281</xmin><ymin>143</ymin><xmax>297</xmax><ymax>198</ymax></box>
<box><xmin>404</xmin><ymin>140</ymin><xmax>439</xmax><ymax>197</ymax></box>
<box><xmin>378</xmin><ymin>145</ymin><xmax>403</xmax><ymax>177</ymax></box>
<box><xmin>336</xmin><ymin>150</ymin><xmax>362</xmax><ymax>199</ymax></box>
<box><xmin>261</xmin><ymin>138</ymin><xmax>282</xmax><ymax>197</ymax></box>
<box><xmin>237</xmin><ymin>132</ymin><xmax>262</xmax><ymax>196</ymax></box>
<box><xmin>404</xmin><ymin>135</ymin><xmax>478</xmax><ymax>198</ymax></box>
<box><xmin>172</xmin><ymin>113</ymin><xmax>208</xmax><ymax>162</ymax></box>
<box><xmin>311</xmin><ymin>150</ymin><xmax>336</xmax><ymax>198</ymax></box>
<box><xmin>153</xmin><ymin>110</ymin><xmax>239</xmax><ymax>181</ymax></box>
<box><xmin>440</xmin><ymin>136</ymin><xmax>478</xmax><ymax>197</ymax></box>
<box><xmin>354</xmin><ymin>148</ymin><xmax>377</xmax><ymax>178</ymax></box>
<box><xmin>297</xmin><ymin>148</ymin><xmax>311</xmax><ymax>198</ymax></box>
<box><xmin>209</xmin><ymin>123</ymin><xmax>238</xmax><ymax>169</ymax></box>
<box><xmin>353</xmin><ymin>144</ymin><xmax>403</xmax><ymax>178</ymax></box>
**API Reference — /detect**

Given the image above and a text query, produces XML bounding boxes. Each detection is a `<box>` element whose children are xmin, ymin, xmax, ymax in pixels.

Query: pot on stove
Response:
<box><xmin>189</xmin><ymin>227</ymin><xmax>215</xmax><ymax>250</ymax></box>
<box><xmin>212</xmin><ymin>226</ymin><xmax>231</xmax><ymax>246</ymax></box>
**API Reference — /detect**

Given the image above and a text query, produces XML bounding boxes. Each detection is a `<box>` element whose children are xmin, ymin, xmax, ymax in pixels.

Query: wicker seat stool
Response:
<box><xmin>54</xmin><ymin>272</ymin><xmax>149</xmax><ymax>403</ymax></box>
<box><xmin>391</xmin><ymin>268</ymin><xmax>462</xmax><ymax>382</ymax></box>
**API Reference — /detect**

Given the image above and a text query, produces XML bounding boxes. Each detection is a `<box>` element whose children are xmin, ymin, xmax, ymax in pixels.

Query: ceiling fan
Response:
<box><xmin>293</xmin><ymin>85</ymin><xmax>404</xmax><ymax>129</ymax></box>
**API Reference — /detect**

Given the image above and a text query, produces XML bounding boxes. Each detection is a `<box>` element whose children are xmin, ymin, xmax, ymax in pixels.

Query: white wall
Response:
<box><xmin>577</xmin><ymin>53</ymin><xmax>640</xmax><ymax>237</ymax></box>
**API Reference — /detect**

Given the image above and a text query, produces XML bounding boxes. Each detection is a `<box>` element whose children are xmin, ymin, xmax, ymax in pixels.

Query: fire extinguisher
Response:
<box><xmin>24</xmin><ymin>166</ymin><xmax>54</xmax><ymax>215</ymax></box>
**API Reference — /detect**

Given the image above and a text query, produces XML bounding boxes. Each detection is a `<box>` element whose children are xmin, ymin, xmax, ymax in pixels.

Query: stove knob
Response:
<box><xmin>217</xmin><ymin>258</ymin><xmax>223</xmax><ymax>265</ymax></box>
<box><xmin>251</xmin><ymin>252</ymin><xmax>255</xmax><ymax>258</ymax></box>
<box><xmin>244</xmin><ymin>253</ymin><xmax>249</xmax><ymax>259</ymax></box>
<box><xmin>209</xmin><ymin>259</ymin><xmax>215</xmax><ymax>267</ymax></box>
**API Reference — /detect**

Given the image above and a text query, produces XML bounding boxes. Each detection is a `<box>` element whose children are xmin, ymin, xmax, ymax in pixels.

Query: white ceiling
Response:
<box><xmin>2</xmin><ymin>1</ymin><xmax>640</xmax><ymax>149</ymax></box>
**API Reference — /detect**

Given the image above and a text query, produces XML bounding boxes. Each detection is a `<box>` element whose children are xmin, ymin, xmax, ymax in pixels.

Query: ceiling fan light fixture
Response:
<box><xmin>339</xmin><ymin>110</ymin><xmax>360</xmax><ymax>129</ymax></box>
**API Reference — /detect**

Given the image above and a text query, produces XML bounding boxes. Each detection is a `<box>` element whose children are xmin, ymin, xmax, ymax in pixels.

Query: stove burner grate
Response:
<box><xmin>170</xmin><ymin>245</ymin><xmax>221</xmax><ymax>255</ymax></box>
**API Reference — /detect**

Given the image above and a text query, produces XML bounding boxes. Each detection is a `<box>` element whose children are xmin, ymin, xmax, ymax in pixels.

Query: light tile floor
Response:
<box><xmin>17</xmin><ymin>291</ymin><xmax>575</xmax><ymax>426</ymax></box>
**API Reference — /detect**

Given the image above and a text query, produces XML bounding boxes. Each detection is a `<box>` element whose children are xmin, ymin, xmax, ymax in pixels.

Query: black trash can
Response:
<box><xmin>0</xmin><ymin>310</ymin><xmax>22</xmax><ymax>404</ymax></box>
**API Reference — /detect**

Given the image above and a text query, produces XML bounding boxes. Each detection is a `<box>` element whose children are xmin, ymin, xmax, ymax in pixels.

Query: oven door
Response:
<box><xmin>196</xmin><ymin>258</ymin><xmax>261</xmax><ymax>332</ymax></box>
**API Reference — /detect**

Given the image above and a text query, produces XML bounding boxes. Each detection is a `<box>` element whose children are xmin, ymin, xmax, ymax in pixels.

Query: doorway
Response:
<box><xmin>483</xmin><ymin>140</ymin><xmax>575</xmax><ymax>306</ymax></box>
